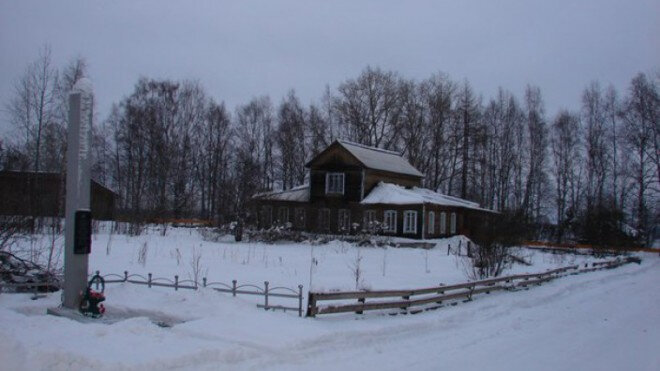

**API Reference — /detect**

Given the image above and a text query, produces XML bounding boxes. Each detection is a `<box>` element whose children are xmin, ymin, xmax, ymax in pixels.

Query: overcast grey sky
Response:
<box><xmin>1</xmin><ymin>0</ymin><xmax>658</xmax><ymax>132</ymax></box>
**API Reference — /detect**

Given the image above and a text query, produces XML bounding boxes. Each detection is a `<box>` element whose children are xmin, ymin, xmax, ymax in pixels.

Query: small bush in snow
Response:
<box><xmin>138</xmin><ymin>242</ymin><xmax>148</xmax><ymax>267</ymax></box>
<box><xmin>348</xmin><ymin>248</ymin><xmax>365</xmax><ymax>290</ymax></box>
<box><xmin>188</xmin><ymin>245</ymin><xmax>207</xmax><ymax>286</ymax></box>
<box><xmin>197</xmin><ymin>227</ymin><xmax>226</xmax><ymax>242</ymax></box>
<box><xmin>462</xmin><ymin>243</ymin><xmax>512</xmax><ymax>280</ymax></box>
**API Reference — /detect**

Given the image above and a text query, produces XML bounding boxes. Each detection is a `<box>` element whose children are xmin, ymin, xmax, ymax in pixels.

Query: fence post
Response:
<box><xmin>95</xmin><ymin>270</ymin><xmax>100</xmax><ymax>290</ymax></box>
<box><xmin>232</xmin><ymin>280</ymin><xmax>237</xmax><ymax>297</ymax></box>
<box><xmin>356</xmin><ymin>297</ymin><xmax>365</xmax><ymax>314</ymax></box>
<box><xmin>264</xmin><ymin>281</ymin><xmax>269</xmax><ymax>309</ymax></box>
<box><xmin>306</xmin><ymin>292</ymin><xmax>317</xmax><ymax>317</ymax></box>
<box><xmin>124</xmin><ymin>270</ymin><xmax>128</xmax><ymax>282</ymax></box>
<box><xmin>447</xmin><ymin>244</ymin><xmax>451</xmax><ymax>255</ymax></box>
<box><xmin>148</xmin><ymin>273</ymin><xmax>152</xmax><ymax>288</ymax></box>
<box><xmin>401</xmin><ymin>295</ymin><xmax>409</xmax><ymax>311</ymax></box>
<box><xmin>467</xmin><ymin>285</ymin><xmax>474</xmax><ymax>301</ymax></box>
<box><xmin>437</xmin><ymin>283</ymin><xmax>444</xmax><ymax>304</ymax></box>
<box><xmin>203</xmin><ymin>277</ymin><xmax>207</xmax><ymax>288</ymax></box>
<box><xmin>467</xmin><ymin>241</ymin><xmax>472</xmax><ymax>257</ymax></box>
<box><xmin>458</xmin><ymin>240</ymin><xmax>462</xmax><ymax>256</ymax></box>
<box><xmin>298</xmin><ymin>285</ymin><xmax>303</xmax><ymax>317</ymax></box>
<box><xmin>174</xmin><ymin>275</ymin><xmax>179</xmax><ymax>291</ymax></box>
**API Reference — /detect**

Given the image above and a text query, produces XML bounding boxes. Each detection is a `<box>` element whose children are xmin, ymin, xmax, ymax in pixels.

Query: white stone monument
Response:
<box><xmin>62</xmin><ymin>78</ymin><xmax>94</xmax><ymax>309</ymax></box>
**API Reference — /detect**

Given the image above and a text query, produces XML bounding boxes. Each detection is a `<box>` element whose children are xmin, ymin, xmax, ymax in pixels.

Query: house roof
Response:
<box><xmin>361</xmin><ymin>182</ymin><xmax>497</xmax><ymax>213</ymax></box>
<box><xmin>252</xmin><ymin>184</ymin><xmax>310</xmax><ymax>203</ymax></box>
<box><xmin>307</xmin><ymin>140</ymin><xmax>424</xmax><ymax>178</ymax></box>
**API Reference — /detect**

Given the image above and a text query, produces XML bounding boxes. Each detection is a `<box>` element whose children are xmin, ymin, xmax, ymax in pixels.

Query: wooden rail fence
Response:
<box><xmin>306</xmin><ymin>257</ymin><xmax>638</xmax><ymax>317</ymax></box>
<box><xmin>524</xmin><ymin>241</ymin><xmax>659</xmax><ymax>254</ymax></box>
<box><xmin>98</xmin><ymin>271</ymin><xmax>305</xmax><ymax>317</ymax></box>
<box><xmin>0</xmin><ymin>271</ymin><xmax>304</xmax><ymax>317</ymax></box>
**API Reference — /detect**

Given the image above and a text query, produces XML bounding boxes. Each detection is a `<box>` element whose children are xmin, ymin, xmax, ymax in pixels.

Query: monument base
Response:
<box><xmin>47</xmin><ymin>306</ymin><xmax>185</xmax><ymax>327</ymax></box>
<box><xmin>46</xmin><ymin>306</ymin><xmax>101</xmax><ymax>324</ymax></box>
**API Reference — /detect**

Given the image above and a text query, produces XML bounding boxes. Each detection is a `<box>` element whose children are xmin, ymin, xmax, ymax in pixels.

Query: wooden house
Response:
<box><xmin>252</xmin><ymin>140</ymin><xmax>496</xmax><ymax>239</ymax></box>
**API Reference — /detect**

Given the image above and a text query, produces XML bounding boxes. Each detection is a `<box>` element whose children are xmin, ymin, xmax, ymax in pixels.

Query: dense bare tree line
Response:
<box><xmin>2</xmin><ymin>49</ymin><xmax>658</xmax><ymax>245</ymax></box>
<box><xmin>1</xmin><ymin>46</ymin><xmax>90</xmax><ymax>229</ymax></box>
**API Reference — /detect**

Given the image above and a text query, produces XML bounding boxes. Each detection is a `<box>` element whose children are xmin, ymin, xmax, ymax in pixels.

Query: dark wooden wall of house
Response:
<box><xmin>308</xmin><ymin>145</ymin><xmax>364</xmax><ymax>203</ymax></box>
<box><xmin>359</xmin><ymin>204</ymin><xmax>425</xmax><ymax>239</ymax></box>
<box><xmin>256</xmin><ymin>200</ymin><xmax>437</xmax><ymax>239</ymax></box>
<box><xmin>308</xmin><ymin>143</ymin><xmax>423</xmax><ymax>203</ymax></box>
<box><xmin>91</xmin><ymin>182</ymin><xmax>116</xmax><ymax>220</ymax></box>
<box><xmin>422</xmin><ymin>205</ymin><xmax>466</xmax><ymax>239</ymax></box>
<box><xmin>0</xmin><ymin>172</ymin><xmax>61</xmax><ymax>218</ymax></box>
<box><xmin>309</xmin><ymin>169</ymin><xmax>363</xmax><ymax>203</ymax></box>
<box><xmin>0</xmin><ymin>171</ymin><xmax>116</xmax><ymax>220</ymax></box>
<box><xmin>253</xmin><ymin>199</ymin><xmax>491</xmax><ymax>240</ymax></box>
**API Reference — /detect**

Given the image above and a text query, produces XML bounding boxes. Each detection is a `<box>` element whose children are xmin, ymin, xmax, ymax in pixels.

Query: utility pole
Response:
<box><xmin>62</xmin><ymin>79</ymin><xmax>93</xmax><ymax>309</ymax></box>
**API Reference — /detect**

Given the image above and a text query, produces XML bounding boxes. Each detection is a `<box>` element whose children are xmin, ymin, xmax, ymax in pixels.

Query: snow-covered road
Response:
<box><xmin>232</xmin><ymin>256</ymin><xmax>660</xmax><ymax>371</ymax></box>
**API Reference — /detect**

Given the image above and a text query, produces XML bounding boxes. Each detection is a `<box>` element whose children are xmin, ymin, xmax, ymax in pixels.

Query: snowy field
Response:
<box><xmin>1</xmin><ymin>226</ymin><xmax>658</xmax><ymax>370</ymax></box>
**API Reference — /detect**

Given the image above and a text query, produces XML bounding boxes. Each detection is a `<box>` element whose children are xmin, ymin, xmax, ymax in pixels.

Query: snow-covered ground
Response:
<box><xmin>1</xmin><ymin>226</ymin><xmax>658</xmax><ymax>370</ymax></box>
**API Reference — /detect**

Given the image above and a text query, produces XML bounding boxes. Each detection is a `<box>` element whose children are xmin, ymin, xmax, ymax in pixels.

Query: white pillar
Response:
<box><xmin>62</xmin><ymin>79</ymin><xmax>93</xmax><ymax>309</ymax></box>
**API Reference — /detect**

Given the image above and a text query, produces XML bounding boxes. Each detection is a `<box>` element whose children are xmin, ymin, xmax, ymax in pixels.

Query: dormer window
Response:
<box><xmin>325</xmin><ymin>172</ymin><xmax>345</xmax><ymax>194</ymax></box>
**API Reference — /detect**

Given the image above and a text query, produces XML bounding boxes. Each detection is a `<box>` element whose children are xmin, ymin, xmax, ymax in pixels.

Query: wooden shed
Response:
<box><xmin>0</xmin><ymin>171</ymin><xmax>116</xmax><ymax>220</ymax></box>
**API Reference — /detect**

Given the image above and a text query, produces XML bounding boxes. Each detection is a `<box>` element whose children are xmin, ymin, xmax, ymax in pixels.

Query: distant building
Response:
<box><xmin>252</xmin><ymin>140</ymin><xmax>496</xmax><ymax>239</ymax></box>
<box><xmin>0</xmin><ymin>171</ymin><xmax>116</xmax><ymax>220</ymax></box>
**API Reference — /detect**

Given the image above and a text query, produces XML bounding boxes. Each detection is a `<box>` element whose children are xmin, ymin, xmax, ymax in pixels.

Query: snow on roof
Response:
<box><xmin>252</xmin><ymin>185</ymin><xmax>309</xmax><ymax>202</ymax></box>
<box><xmin>337</xmin><ymin>140</ymin><xmax>424</xmax><ymax>178</ymax></box>
<box><xmin>361</xmin><ymin>182</ymin><xmax>496</xmax><ymax>212</ymax></box>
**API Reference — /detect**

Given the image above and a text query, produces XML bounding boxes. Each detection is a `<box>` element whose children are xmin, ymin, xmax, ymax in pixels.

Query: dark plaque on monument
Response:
<box><xmin>74</xmin><ymin>210</ymin><xmax>92</xmax><ymax>255</ymax></box>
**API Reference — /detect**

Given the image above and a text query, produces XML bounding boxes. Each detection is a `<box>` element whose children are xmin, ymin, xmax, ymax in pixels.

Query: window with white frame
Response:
<box><xmin>338</xmin><ymin>209</ymin><xmax>351</xmax><ymax>232</ymax></box>
<box><xmin>278</xmin><ymin>207</ymin><xmax>289</xmax><ymax>224</ymax></box>
<box><xmin>384</xmin><ymin>210</ymin><xmax>397</xmax><ymax>233</ymax></box>
<box><xmin>318</xmin><ymin>208</ymin><xmax>330</xmax><ymax>231</ymax></box>
<box><xmin>403</xmin><ymin>210</ymin><xmax>417</xmax><ymax>234</ymax></box>
<box><xmin>450</xmin><ymin>212</ymin><xmax>457</xmax><ymax>234</ymax></box>
<box><xmin>295</xmin><ymin>208</ymin><xmax>305</xmax><ymax>229</ymax></box>
<box><xmin>363</xmin><ymin>210</ymin><xmax>376</xmax><ymax>232</ymax></box>
<box><xmin>428</xmin><ymin>211</ymin><xmax>435</xmax><ymax>234</ymax></box>
<box><xmin>440</xmin><ymin>212</ymin><xmax>446</xmax><ymax>234</ymax></box>
<box><xmin>325</xmin><ymin>172</ymin><xmax>345</xmax><ymax>194</ymax></box>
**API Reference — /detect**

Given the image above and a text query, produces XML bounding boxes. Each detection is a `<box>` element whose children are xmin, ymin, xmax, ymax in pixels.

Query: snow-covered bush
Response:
<box><xmin>248</xmin><ymin>224</ymin><xmax>305</xmax><ymax>243</ymax></box>
<box><xmin>188</xmin><ymin>245</ymin><xmax>207</xmax><ymax>286</ymax></box>
<box><xmin>197</xmin><ymin>227</ymin><xmax>226</xmax><ymax>242</ymax></box>
<box><xmin>0</xmin><ymin>251</ymin><xmax>59</xmax><ymax>292</ymax></box>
